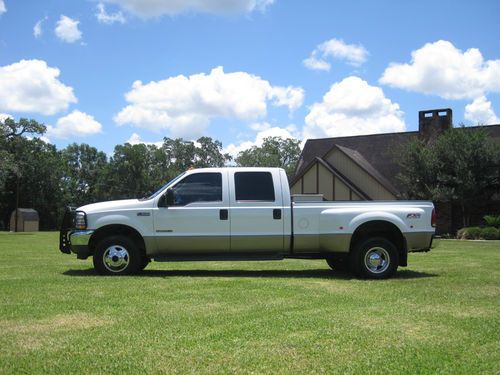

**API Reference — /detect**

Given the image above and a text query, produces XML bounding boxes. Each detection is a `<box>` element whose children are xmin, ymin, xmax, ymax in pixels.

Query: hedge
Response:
<box><xmin>457</xmin><ymin>226</ymin><xmax>499</xmax><ymax>240</ymax></box>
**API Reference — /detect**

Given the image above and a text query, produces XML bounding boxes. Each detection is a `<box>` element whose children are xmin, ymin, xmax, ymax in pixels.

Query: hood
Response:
<box><xmin>78</xmin><ymin>199</ymin><xmax>144</xmax><ymax>214</ymax></box>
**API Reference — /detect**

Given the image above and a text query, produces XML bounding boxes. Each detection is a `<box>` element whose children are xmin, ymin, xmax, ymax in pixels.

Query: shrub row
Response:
<box><xmin>483</xmin><ymin>215</ymin><xmax>500</xmax><ymax>228</ymax></box>
<box><xmin>457</xmin><ymin>227</ymin><xmax>500</xmax><ymax>240</ymax></box>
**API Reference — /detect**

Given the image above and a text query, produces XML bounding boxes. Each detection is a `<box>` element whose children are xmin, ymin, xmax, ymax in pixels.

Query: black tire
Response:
<box><xmin>349</xmin><ymin>237</ymin><xmax>399</xmax><ymax>279</ymax></box>
<box><xmin>325</xmin><ymin>255</ymin><xmax>349</xmax><ymax>272</ymax></box>
<box><xmin>139</xmin><ymin>257</ymin><xmax>150</xmax><ymax>271</ymax></box>
<box><xmin>93</xmin><ymin>235</ymin><xmax>141</xmax><ymax>276</ymax></box>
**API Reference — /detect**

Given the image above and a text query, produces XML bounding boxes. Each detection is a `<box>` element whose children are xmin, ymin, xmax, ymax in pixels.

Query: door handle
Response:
<box><xmin>273</xmin><ymin>209</ymin><xmax>281</xmax><ymax>220</ymax></box>
<box><xmin>219</xmin><ymin>209</ymin><xmax>228</xmax><ymax>220</ymax></box>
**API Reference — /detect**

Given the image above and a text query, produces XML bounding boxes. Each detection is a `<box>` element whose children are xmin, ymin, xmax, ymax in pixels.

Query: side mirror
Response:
<box><xmin>166</xmin><ymin>189</ymin><xmax>175</xmax><ymax>206</ymax></box>
<box><xmin>158</xmin><ymin>189</ymin><xmax>175</xmax><ymax>208</ymax></box>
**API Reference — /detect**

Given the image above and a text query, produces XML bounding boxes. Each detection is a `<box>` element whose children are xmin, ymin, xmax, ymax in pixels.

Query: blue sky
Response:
<box><xmin>1</xmin><ymin>0</ymin><xmax>499</xmax><ymax>156</ymax></box>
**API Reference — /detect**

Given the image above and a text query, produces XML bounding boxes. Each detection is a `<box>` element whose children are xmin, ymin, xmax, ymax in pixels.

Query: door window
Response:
<box><xmin>171</xmin><ymin>173</ymin><xmax>222</xmax><ymax>206</ymax></box>
<box><xmin>234</xmin><ymin>172</ymin><xmax>275</xmax><ymax>201</ymax></box>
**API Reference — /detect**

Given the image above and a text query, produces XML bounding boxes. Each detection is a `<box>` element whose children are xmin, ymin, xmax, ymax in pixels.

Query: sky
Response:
<box><xmin>1</xmin><ymin>0</ymin><xmax>499</xmax><ymax>156</ymax></box>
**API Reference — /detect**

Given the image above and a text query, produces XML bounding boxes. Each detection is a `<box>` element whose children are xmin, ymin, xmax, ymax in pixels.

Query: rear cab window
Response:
<box><xmin>234</xmin><ymin>172</ymin><xmax>276</xmax><ymax>202</ymax></box>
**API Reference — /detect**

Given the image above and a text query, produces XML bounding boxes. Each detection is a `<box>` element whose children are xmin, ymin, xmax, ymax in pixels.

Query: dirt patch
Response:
<box><xmin>0</xmin><ymin>312</ymin><xmax>108</xmax><ymax>335</ymax></box>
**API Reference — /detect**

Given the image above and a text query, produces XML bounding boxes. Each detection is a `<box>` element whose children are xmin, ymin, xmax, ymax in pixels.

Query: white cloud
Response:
<box><xmin>304</xmin><ymin>38</ymin><xmax>369</xmax><ymax>71</ymax></box>
<box><xmin>100</xmin><ymin>0</ymin><xmax>274</xmax><ymax>17</ymax></box>
<box><xmin>96</xmin><ymin>3</ymin><xmax>126</xmax><ymax>24</ymax></box>
<box><xmin>225</xmin><ymin>123</ymin><xmax>298</xmax><ymax>159</ymax></box>
<box><xmin>33</xmin><ymin>20</ymin><xmax>42</xmax><ymax>38</ymax></box>
<box><xmin>464</xmin><ymin>96</ymin><xmax>500</xmax><ymax>125</ymax></box>
<box><xmin>114</xmin><ymin>66</ymin><xmax>304</xmax><ymax>139</ymax></box>
<box><xmin>0</xmin><ymin>59</ymin><xmax>77</xmax><ymax>115</ymax></box>
<box><xmin>0</xmin><ymin>0</ymin><xmax>6</xmax><ymax>15</ymax></box>
<box><xmin>55</xmin><ymin>15</ymin><xmax>82</xmax><ymax>43</ymax></box>
<box><xmin>303</xmin><ymin>76</ymin><xmax>406</xmax><ymax>139</ymax></box>
<box><xmin>0</xmin><ymin>113</ymin><xmax>12</xmax><ymax>122</ymax></box>
<box><xmin>47</xmin><ymin>110</ymin><xmax>102</xmax><ymax>139</ymax></box>
<box><xmin>126</xmin><ymin>132</ymin><xmax>163</xmax><ymax>147</ymax></box>
<box><xmin>33</xmin><ymin>17</ymin><xmax>47</xmax><ymax>38</ymax></box>
<box><xmin>270</xmin><ymin>86</ymin><xmax>304</xmax><ymax>112</ymax></box>
<box><xmin>380</xmin><ymin>40</ymin><xmax>500</xmax><ymax>100</ymax></box>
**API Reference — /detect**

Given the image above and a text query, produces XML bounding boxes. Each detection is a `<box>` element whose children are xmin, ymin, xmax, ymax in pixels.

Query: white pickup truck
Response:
<box><xmin>59</xmin><ymin>167</ymin><xmax>436</xmax><ymax>279</ymax></box>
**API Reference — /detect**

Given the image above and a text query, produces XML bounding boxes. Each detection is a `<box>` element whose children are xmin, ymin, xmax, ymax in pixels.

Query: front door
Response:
<box><xmin>153</xmin><ymin>171</ymin><xmax>230</xmax><ymax>253</ymax></box>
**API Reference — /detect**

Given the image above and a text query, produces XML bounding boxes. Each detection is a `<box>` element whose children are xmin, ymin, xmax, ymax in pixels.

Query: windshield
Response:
<box><xmin>141</xmin><ymin>172</ymin><xmax>186</xmax><ymax>200</ymax></box>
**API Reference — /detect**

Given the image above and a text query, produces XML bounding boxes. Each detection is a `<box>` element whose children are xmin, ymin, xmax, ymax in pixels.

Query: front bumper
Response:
<box><xmin>60</xmin><ymin>229</ymin><xmax>94</xmax><ymax>259</ymax></box>
<box><xmin>69</xmin><ymin>230</ymin><xmax>94</xmax><ymax>259</ymax></box>
<box><xmin>59</xmin><ymin>207</ymin><xmax>94</xmax><ymax>259</ymax></box>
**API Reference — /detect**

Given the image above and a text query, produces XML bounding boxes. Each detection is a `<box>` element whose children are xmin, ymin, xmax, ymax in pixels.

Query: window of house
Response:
<box><xmin>234</xmin><ymin>172</ymin><xmax>275</xmax><ymax>201</ymax></box>
<box><xmin>171</xmin><ymin>173</ymin><xmax>222</xmax><ymax>206</ymax></box>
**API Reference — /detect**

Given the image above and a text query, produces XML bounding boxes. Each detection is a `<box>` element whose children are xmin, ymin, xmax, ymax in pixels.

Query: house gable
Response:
<box><xmin>290</xmin><ymin>156</ymin><xmax>372</xmax><ymax>201</ymax></box>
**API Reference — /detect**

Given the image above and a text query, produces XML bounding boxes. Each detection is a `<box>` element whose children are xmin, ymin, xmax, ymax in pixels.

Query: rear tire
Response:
<box><xmin>349</xmin><ymin>237</ymin><xmax>398</xmax><ymax>279</ymax></box>
<box><xmin>93</xmin><ymin>235</ymin><xmax>141</xmax><ymax>276</ymax></box>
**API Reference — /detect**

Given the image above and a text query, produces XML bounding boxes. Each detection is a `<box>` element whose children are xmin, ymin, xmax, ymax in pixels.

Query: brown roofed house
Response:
<box><xmin>291</xmin><ymin>109</ymin><xmax>500</xmax><ymax>234</ymax></box>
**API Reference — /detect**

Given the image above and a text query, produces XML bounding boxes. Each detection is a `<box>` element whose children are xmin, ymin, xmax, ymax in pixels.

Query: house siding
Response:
<box><xmin>325</xmin><ymin>148</ymin><xmax>395</xmax><ymax>200</ymax></box>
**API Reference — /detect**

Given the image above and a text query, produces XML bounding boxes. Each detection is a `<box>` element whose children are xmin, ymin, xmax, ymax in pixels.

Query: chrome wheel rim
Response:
<box><xmin>103</xmin><ymin>245</ymin><xmax>130</xmax><ymax>273</ymax></box>
<box><xmin>364</xmin><ymin>247</ymin><xmax>390</xmax><ymax>274</ymax></box>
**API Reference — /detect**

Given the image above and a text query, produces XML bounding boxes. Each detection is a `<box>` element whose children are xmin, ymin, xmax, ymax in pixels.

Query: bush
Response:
<box><xmin>483</xmin><ymin>215</ymin><xmax>500</xmax><ymax>228</ymax></box>
<box><xmin>458</xmin><ymin>226</ymin><xmax>500</xmax><ymax>240</ymax></box>
<box><xmin>480</xmin><ymin>227</ymin><xmax>499</xmax><ymax>240</ymax></box>
<box><xmin>456</xmin><ymin>228</ymin><xmax>467</xmax><ymax>239</ymax></box>
<box><xmin>459</xmin><ymin>227</ymin><xmax>482</xmax><ymax>240</ymax></box>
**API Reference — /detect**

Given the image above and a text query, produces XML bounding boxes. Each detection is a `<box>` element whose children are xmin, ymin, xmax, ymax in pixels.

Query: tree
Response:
<box><xmin>60</xmin><ymin>143</ymin><xmax>108</xmax><ymax>207</ymax></box>
<box><xmin>1</xmin><ymin>117</ymin><xmax>47</xmax><ymax>188</ymax></box>
<box><xmin>235</xmin><ymin>136</ymin><xmax>301</xmax><ymax>180</ymax></box>
<box><xmin>397</xmin><ymin>126</ymin><xmax>500</xmax><ymax>226</ymax></box>
<box><xmin>102</xmin><ymin>143</ymin><xmax>161</xmax><ymax>199</ymax></box>
<box><xmin>0</xmin><ymin>118</ymin><xmax>51</xmax><ymax>229</ymax></box>
<box><xmin>0</xmin><ymin>137</ymin><xmax>63</xmax><ymax>229</ymax></box>
<box><xmin>162</xmin><ymin>136</ymin><xmax>231</xmax><ymax>174</ymax></box>
<box><xmin>1</xmin><ymin>117</ymin><xmax>46</xmax><ymax>138</ymax></box>
<box><xmin>193</xmin><ymin>136</ymin><xmax>231</xmax><ymax>168</ymax></box>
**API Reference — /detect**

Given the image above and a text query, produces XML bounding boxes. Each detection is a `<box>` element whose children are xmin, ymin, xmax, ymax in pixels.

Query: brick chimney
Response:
<box><xmin>418</xmin><ymin>108</ymin><xmax>452</xmax><ymax>141</ymax></box>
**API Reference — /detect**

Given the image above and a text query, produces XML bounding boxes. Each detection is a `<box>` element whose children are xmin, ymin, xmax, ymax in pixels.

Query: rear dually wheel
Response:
<box><xmin>349</xmin><ymin>237</ymin><xmax>399</xmax><ymax>279</ymax></box>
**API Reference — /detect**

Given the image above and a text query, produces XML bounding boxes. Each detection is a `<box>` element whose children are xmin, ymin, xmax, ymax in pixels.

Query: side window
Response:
<box><xmin>235</xmin><ymin>172</ymin><xmax>275</xmax><ymax>201</ymax></box>
<box><xmin>171</xmin><ymin>173</ymin><xmax>222</xmax><ymax>206</ymax></box>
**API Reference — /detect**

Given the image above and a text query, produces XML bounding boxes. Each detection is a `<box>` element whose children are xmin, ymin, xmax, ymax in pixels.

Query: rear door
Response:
<box><xmin>228</xmin><ymin>169</ymin><xmax>285</xmax><ymax>253</ymax></box>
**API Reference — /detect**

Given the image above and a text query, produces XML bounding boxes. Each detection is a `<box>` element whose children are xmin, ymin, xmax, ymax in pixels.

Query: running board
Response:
<box><xmin>153</xmin><ymin>253</ymin><xmax>284</xmax><ymax>262</ymax></box>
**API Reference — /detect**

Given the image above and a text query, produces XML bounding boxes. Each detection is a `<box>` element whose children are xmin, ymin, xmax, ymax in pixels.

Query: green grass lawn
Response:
<box><xmin>0</xmin><ymin>232</ymin><xmax>499</xmax><ymax>374</ymax></box>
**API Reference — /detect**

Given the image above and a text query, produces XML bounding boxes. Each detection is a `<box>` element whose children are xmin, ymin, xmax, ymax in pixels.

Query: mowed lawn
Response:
<box><xmin>0</xmin><ymin>233</ymin><xmax>498</xmax><ymax>374</ymax></box>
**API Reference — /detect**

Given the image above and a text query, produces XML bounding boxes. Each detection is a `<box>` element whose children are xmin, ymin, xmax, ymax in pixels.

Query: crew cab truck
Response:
<box><xmin>59</xmin><ymin>167</ymin><xmax>436</xmax><ymax>279</ymax></box>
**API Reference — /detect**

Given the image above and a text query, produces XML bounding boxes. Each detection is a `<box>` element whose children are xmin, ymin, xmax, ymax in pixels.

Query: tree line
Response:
<box><xmin>0</xmin><ymin>118</ymin><xmax>301</xmax><ymax>230</ymax></box>
<box><xmin>2</xmin><ymin>117</ymin><xmax>498</xmax><ymax>231</ymax></box>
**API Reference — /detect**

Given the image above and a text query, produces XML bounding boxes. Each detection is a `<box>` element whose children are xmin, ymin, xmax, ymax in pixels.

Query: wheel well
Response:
<box><xmin>350</xmin><ymin>221</ymin><xmax>407</xmax><ymax>266</ymax></box>
<box><xmin>89</xmin><ymin>225</ymin><xmax>146</xmax><ymax>257</ymax></box>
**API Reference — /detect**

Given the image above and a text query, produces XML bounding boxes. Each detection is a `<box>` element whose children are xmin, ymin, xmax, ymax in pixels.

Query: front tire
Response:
<box><xmin>349</xmin><ymin>237</ymin><xmax>399</xmax><ymax>279</ymax></box>
<box><xmin>325</xmin><ymin>255</ymin><xmax>349</xmax><ymax>272</ymax></box>
<box><xmin>93</xmin><ymin>235</ymin><xmax>141</xmax><ymax>275</ymax></box>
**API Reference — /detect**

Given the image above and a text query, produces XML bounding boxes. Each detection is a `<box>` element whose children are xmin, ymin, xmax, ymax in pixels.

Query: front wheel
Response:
<box><xmin>349</xmin><ymin>237</ymin><xmax>399</xmax><ymax>279</ymax></box>
<box><xmin>325</xmin><ymin>255</ymin><xmax>349</xmax><ymax>272</ymax></box>
<box><xmin>93</xmin><ymin>235</ymin><xmax>141</xmax><ymax>275</ymax></box>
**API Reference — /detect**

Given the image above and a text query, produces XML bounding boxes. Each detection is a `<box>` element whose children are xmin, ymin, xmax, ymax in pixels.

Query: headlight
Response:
<box><xmin>74</xmin><ymin>211</ymin><xmax>87</xmax><ymax>230</ymax></box>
